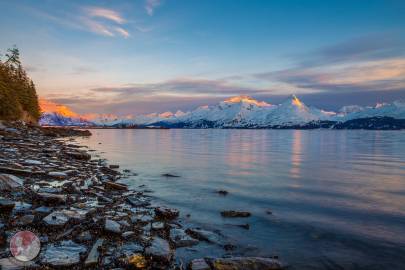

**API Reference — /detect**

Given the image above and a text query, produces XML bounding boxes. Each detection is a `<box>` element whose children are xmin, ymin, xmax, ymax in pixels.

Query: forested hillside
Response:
<box><xmin>0</xmin><ymin>46</ymin><xmax>40</xmax><ymax>122</ymax></box>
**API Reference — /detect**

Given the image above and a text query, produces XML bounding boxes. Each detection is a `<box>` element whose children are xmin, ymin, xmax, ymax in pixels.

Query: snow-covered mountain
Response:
<box><xmin>336</xmin><ymin>101</ymin><xmax>405</xmax><ymax>121</ymax></box>
<box><xmin>38</xmin><ymin>95</ymin><xmax>405</xmax><ymax>129</ymax></box>
<box><xmin>39</xmin><ymin>112</ymin><xmax>93</xmax><ymax>126</ymax></box>
<box><xmin>145</xmin><ymin>95</ymin><xmax>336</xmax><ymax>128</ymax></box>
<box><xmin>39</xmin><ymin>99</ymin><xmax>93</xmax><ymax>126</ymax></box>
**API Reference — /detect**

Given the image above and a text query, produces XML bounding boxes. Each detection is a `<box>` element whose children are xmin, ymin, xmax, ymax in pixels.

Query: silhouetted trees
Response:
<box><xmin>0</xmin><ymin>46</ymin><xmax>40</xmax><ymax>122</ymax></box>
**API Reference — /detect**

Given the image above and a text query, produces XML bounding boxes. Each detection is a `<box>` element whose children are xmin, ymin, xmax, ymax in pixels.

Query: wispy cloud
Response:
<box><xmin>255</xmin><ymin>34</ymin><xmax>405</xmax><ymax>93</ymax></box>
<box><xmin>85</xmin><ymin>7</ymin><xmax>126</xmax><ymax>24</ymax></box>
<box><xmin>115</xmin><ymin>27</ymin><xmax>130</xmax><ymax>38</ymax></box>
<box><xmin>90</xmin><ymin>77</ymin><xmax>273</xmax><ymax>98</ymax></box>
<box><xmin>81</xmin><ymin>6</ymin><xmax>130</xmax><ymax>37</ymax></box>
<box><xmin>145</xmin><ymin>0</ymin><xmax>162</xmax><ymax>16</ymax></box>
<box><xmin>26</xmin><ymin>5</ymin><xmax>130</xmax><ymax>38</ymax></box>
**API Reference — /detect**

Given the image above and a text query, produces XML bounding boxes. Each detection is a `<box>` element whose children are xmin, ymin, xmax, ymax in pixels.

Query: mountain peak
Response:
<box><xmin>39</xmin><ymin>99</ymin><xmax>79</xmax><ymax>118</ymax></box>
<box><xmin>283</xmin><ymin>94</ymin><xmax>304</xmax><ymax>108</ymax></box>
<box><xmin>224</xmin><ymin>95</ymin><xmax>270</xmax><ymax>107</ymax></box>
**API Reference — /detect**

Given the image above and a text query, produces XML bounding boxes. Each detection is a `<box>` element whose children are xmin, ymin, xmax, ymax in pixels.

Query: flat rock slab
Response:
<box><xmin>126</xmin><ymin>196</ymin><xmax>150</xmax><ymax>207</ymax></box>
<box><xmin>36</xmin><ymin>192</ymin><xmax>67</xmax><ymax>205</ymax></box>
<box><xmin>85</xmin><ymin>238</ymin><xmax>104</xmax><ymax>267</ymax></box>
<box><xmin>43</xmin><ymin>211</ymin><xmax>69</xmax><ymax>227</ymax></box>
<box><xmin>0</xmin><ymin>257</ymin><xmax>38</xmax><ymax>270</ymax></box>
<box><xmin>48</xmin><ymin>171</ymin><xmax>68</xmax><ymax>179</ymax></box>
<box><xmin>145</xmin><ymin>237</ymin><xmax>173</xmax><ymax>263</ymax></box>
<box><xmin>13</xmin><ymin>215</ymin><xmax>35</xmax><ymax>226</ymax></box>
<box><xmin>13</xmin><ymin>201</ymin><xmax>32</xmax><ymax>213</ymax></box>
<box><xmin>65</xmin><ymin>151</ymin><xmax>91</xmax><ymax>161</ymax></box>
<box><xmin>0</xmin><ymin>198</ymin><xmax>15</xmax><ymax>212</ymax></box>
<box><xmin>211</xmin><ymin>257</ymin><xmax>285</xmax><ymax>270</ymax></box>
<box><xmin>170</xmin><ymin>228</ymin><xmax>199</xmax><ymax>248</ymax></box>
<box><xmin>34</xmin><ymin>206</ymin><xmax>53</xmax><ymax>215</ymax></box>
<box><xmin>154</xmin><ymin>207</ymin><xmax>179</xmax><ymax>220</ymax></box>
<box><xmin>117</xmin><ymin>242</ymin><xmax>144</xmax><ymax>258</ymax></box>
<box><xmin>105</xmin><ymin>181</ymin><xmax>128</xmax><ymax>191</ymax></box>
<box><xmin>186</xmin><ymin>228</ymin><xmax>221</xmax><ymax>244</ymax></box>
<box><xmin>151</xmin><ymin>221</ymin><xmax>165</xmax><ymax>230</ymax></box>
<box><xmin>189</xmin><ymin>258</ymin><xmax>211</xmax><ymax>270</ymax></box>
<box><xmin>105</xmin><ymin>219</ymin><xmax>121</xmax><ymax>234</ymax></box>
<box><xmin>41</xmin><ymin>240</ymin><xmax>87</xmax><ymax>267</ymax></box>
<box><xmin>0</xmin><ymin>174</ymin><xmax>23</xmax><ymax>191</ymax></box>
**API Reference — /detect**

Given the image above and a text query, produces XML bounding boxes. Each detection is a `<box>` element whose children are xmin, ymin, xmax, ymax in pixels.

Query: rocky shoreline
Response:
<box><xmin>0</xmin><ymin>121</ymin><xmax>285</xmax><ymax>269</ymax></box>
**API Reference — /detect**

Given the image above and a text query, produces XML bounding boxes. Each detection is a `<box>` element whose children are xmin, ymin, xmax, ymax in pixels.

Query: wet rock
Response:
<box><xmin>211</xmin><ymin>257</ymin><xmax>285</xmax><ymax>270</ymax></box>
<box><xmin>36</xmin><ymin>192</ymin><xmax>67</xmax><ymax>205</ymax></box>
<box><xmin>105</xmin><ymin>219</ymin><xmax>121</xmax><ymax>234</ymax></box>
<box><xmin>48</xmin><ymin>171</ymin><xmax>68</xmax><ymax>179</ymax></box>
<box><xmin>155</xmin><ymin>207</ymin><xmax>179</xmax><ymax>220</ymax></box>
<box><xmin>109</xmin><ymin>164</ymin><xmax>120</xmax><ymax>169</ymax></box>
<box><xmin>13</xmin><ymin>201</ymin><xmax>32</xmax><ymax>214</ymax></box>
<box><xmin>266</xmin><ymin>209</ymin><xmax>273</xmax><ymax>215</ymax></box>
<box><xmin>0</xmin><ymin>257</ymin><xmax>38</xmax><ymax>270</ymax></box>
<box><xmin>65</xmin><ymin>151</ymin><xmax>91</xmax><ymax>161</ymax></box>
<box><xmin>122</xmin><ymin>231</ymin><xmax>135</xmax><ymax>239</ymax></box>
<box><xmin>13</xmin><ymin>214</ymin><xmax>35</xmax><ymax>226</ymax></box>
<box><xmin>34</xmin><ymin>206</ymin><xmax>53</xmax><ymax>215</ymax></box>
<box><xmin>128</xmin><ymin>253</ymin><xmax>147</xmax><ymax>269</ymax></box>
<box><xmin>0</xmin><ymin>198</ymin><xmax>15</xmax><ymax>212</ymax></box>
<box><xmin>85</xmin><ymin>238</ymin><xmax>104</xmax><ymax>267</ymax></box>
<box><xmin>145</xmin><ymin>237</ymin><xmax>173</xmax><ymax>264</ymax></box>
<box><xmin>117</xmin><ymin>242</ymin><xmax>144</xmax><ymax>258</ymax></box>
<box><xmin>43</xmin><ymin>211</ymin><xmax>69</xmax><ymax>227</ymax></box>
<box><xmin>170</xmin><ymin>228</ymin><xmax>199</xmax><ymax>248</ymax></box>
<box><xmin>216</xmin><ymin>190</ymin><xmax>229</xmax><ymax>196</ymax></box>
<box><xmin>221</xmin><ymin>211</ymin><xmax>251</xmax><ymax>218</ymax></box>
<box><xmin>0</xmin><ymin>166</ymin><xmax>43</xmax><ymax>177</ymax></box>
<box><xmin>41</xmin><ymin>240</ymin><xmax>87</xmax><ymax>267</ymax></box>
<box><xmin>0</xmin><ymin>174</ymin><xmax>23</xmax><ymax>191</ymax></box>
<box><xmin>37</xmin><ymin>187</ymin><xmax>62</xmax><ymax>194</ymax></box>
<box><xmin>24</xmin><ymin>159</ymin><xmax>42</xmax><ymax>165</ymax></box>
<box><xmin>186</xmin><ymin>228</ymin><xmax>221</xmax><ymax>244</ymax></box>
<box><xmin>161</xmin><ymin>173</ymin><xmax>180</xmax><ymax>178</ymax></box>
<box><xmin>105</xmin><ymin>181</ymin><xmax>128</xmax><ymax>191</ymax></box>
<box><xmin>76</xmin><ymin>230</ymin><xmax>93</xmax><ymax>242</ymax></box>
<box><xmin>61</xmin><ymin>208</ymin><xmax>89</xmax><ymax>222</ymax></box>
<box><xmin>189</xmin><ymin>258</ymin><xmax>211</xmax><ymax>270</ymax></box>
<box><xmin>151</xmin><ymin>221</ymin><xmax>165</xmax><ymax>231</ymax></box>
<box><xmin>127</xmin><ymin>196</ymin><xmax>150</xmax><ymax>207</ymax></box>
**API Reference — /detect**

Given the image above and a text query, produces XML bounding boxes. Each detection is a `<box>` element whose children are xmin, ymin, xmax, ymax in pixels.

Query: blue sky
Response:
<box><xmin>0</xmin><ymin>0</ymin><xmax>404</xmax><ymax>115</ymax></box>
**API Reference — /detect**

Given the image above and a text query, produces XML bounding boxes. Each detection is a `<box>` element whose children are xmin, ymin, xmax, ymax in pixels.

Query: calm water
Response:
<box><xmin>76</xmin><ymin>129</ymin><xmax>405</xmax><ymax>269</ymax></box>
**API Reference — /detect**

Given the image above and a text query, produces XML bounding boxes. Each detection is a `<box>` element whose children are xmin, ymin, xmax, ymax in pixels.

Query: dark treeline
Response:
<box><xmin>0</xmin><ymin>46</ymin><xmax>40</xmax><ymax>122</ymax></box>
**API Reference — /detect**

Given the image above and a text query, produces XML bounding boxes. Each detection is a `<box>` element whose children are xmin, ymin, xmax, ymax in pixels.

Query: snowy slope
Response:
<box><xmin>336</xmin><ymin>101</ymin><xmax>405</xmax><ymax>121</ymax></box>
<box><xmin>152</xmin><ymin>95</ymin><xmax>334</xmax><ymax>127</ymax></box>
<box><xmin>39</xmin><ymin>112</ymin><xmax>94</xmax><ymax>126</ymax></box>
<box><xmin>39</xmin><ymin>95</ymin><xmax>405</xmax><ymax>128</ymax></box>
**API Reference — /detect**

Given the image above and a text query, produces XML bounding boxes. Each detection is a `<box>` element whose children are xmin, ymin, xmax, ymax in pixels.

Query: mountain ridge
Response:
<box><xmin>39</xmin><ymin>95</ymin><xmax>405</xmax><ymax>129</ymax></box>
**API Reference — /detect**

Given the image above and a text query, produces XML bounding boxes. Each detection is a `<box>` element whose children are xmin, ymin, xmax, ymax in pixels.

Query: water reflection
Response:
<box><xmin>290</xmin><ymin>130</ymin><xmax>302</xmax><ymax>180</ymax></box>
<box><xmin>75</xmin><ymin>129</ymin><xmax>405</xmax><ymax>269</ymax></box>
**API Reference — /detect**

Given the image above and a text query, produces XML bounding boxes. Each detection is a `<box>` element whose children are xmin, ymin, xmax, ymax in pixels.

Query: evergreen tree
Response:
<box><xmin>0</xmin><ymin>46</ymin><xmax>40</xmax><ymax>122</ymax></box>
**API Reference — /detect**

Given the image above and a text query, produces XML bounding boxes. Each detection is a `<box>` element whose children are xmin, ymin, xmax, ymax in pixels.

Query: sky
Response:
<box><xmin>0</xmin><ymin>0</ymin><xmax>404</xmax><ymax>115</ymax></box>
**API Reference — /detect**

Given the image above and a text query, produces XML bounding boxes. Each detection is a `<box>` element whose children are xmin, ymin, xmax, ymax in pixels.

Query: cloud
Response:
<box><xmin>145</xmin><ymin>0</ymin><xmax>162</xmax><ymax>16</ymax></box>
<box><xmin>297</xmin><ymin>33</ymin><xmax>405</xmax><ymax>66</ymax></box>
<box><xmin>26</xmin><ymin>5</ymin><xmax>130</xmax><ymax>38</ymax></box>
<box><xmin>85</xmin><ymin>7</ymin><xmax>126</xmax><ymax>24</ymax></box>
<box><xmin>115</xmin><ymin>27</ymin><xmax>130</xmax><ymax>38</ymax></box>
<box><xmin>255</xmin><ymin>34</ymin><xmax>405</xmax><ymax>94</ymax></box>
<box><xmin>90</xmin><ymin>77</ymin><xmax>273</xmax><ymax>98</ymax></box>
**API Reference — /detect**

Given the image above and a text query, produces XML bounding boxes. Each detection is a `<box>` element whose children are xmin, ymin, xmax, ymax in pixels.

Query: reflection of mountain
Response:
<box><xmin>38</xmin><ymin>96</ymin><xmax>405</xmax><ymax>129</ymax></box>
